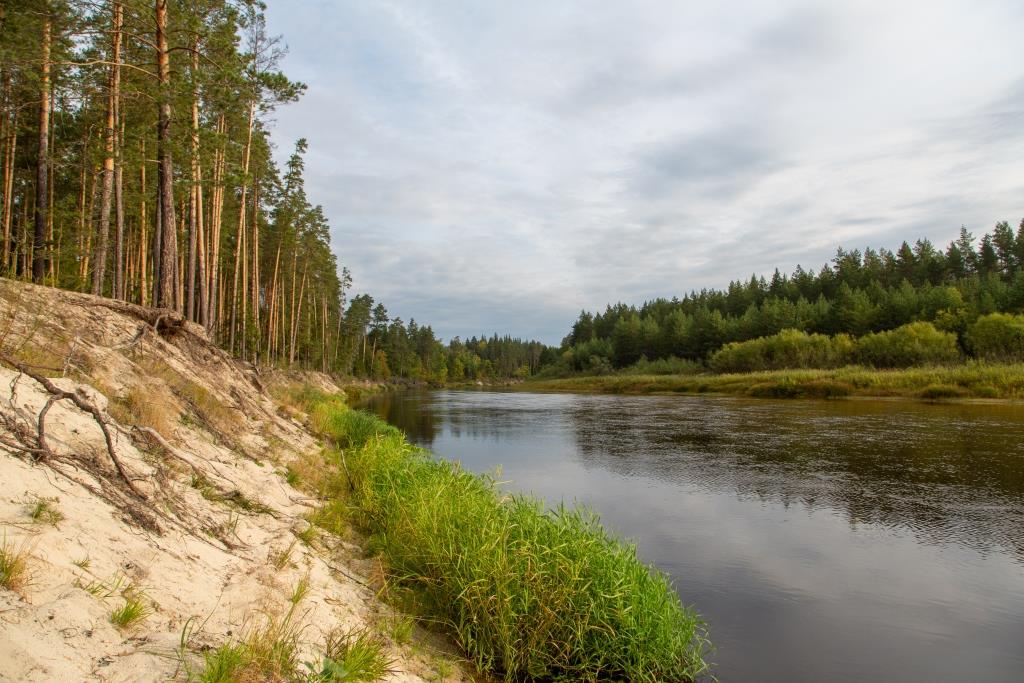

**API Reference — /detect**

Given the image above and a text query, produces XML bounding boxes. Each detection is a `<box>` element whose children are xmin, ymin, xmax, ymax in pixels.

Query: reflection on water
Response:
<box><xmin>362</xmin><ymin>390</ymin><xmax>1024</xmax><ymax>683</ymax></box>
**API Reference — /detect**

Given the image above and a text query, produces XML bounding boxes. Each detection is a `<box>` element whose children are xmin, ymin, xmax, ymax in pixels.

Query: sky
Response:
<box><xmin>262</xmin><ymin>0</ymin><xmax>1024</xmax><ymax>345</ymax></box>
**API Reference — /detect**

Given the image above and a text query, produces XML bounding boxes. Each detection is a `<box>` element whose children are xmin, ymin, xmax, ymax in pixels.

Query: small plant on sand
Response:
<box><xmin>199</xmin><ymin>603</ymin><xmax>304</xmax><ymax>683</ymax></box>
<box><xmin>0</xmin><ymin>535</ymin><xmax>31</xmax><ymax>594</ymax></box>
<box><xmin>289</xmin><ymin>576</ymin><xmax>310</xmax><ymax>606</ymax></box>
<box><xmin>308</xmin><ymin>499</ymin><xmax>350</xmax><ymax>538</ymax></box>
<box><xmin>381</xmin><ymin>614</ymin><xmax>414</xmax><ymax>646</ymax></box>
<box><xmin>304</xmin><ymin>627</ymin><xmax>392</xmax><ymax>683</ymax></box>
<box><xmin>295</xmin><ymin>524</ymin><xmax>318</xmax><ymax>546</ymax></box>
<box><xmin>430</xmin><ymin>657</ymin><xmax>454</xmax><ymax>681</ymax></box>
<box><xmin>72</xmin><ymin>556</ymin><xmax>91</xmax><ymax>570</ymax></box>
<box><xmin>108</xmin><ymin>384</ymin><xmax>175</xmax><ymax>436</ymax></box>
<box><xmin>79</xmin><ymin>572</ymin><xmax>128</xmax><ymax>598</ymax></box>
<box><xmin>269</xmin><ymin>541</ymin><xmax>297</xmax><ymax>570</ymax></box>
<box><xmin>109</xmin><ymin>591</ymin><xmax>153</xmax><ymax>629</ymax></box>
<box><xmin>26</xmin><ymin>496</ymin><xmax>64</xmax><ymax>526</ymax></box>
<box><xmin>191</xmin><ymin>472</ymin><xmax>271</xmax><ymax>515</ymax></box>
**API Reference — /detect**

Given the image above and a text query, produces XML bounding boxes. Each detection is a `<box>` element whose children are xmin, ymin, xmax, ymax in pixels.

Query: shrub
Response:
<box><xmin>710</xmin><ymin>329</ymin><xmax>854</xmax><ymax>373</ymax></box>
<box><xmin>855</xmin><ymin>322</ymin><xmax>960</xmax><ymax>368</ymax></box>
<box><xmin>918</xmin><ymin>384</ymin><xmax>970</xmax><ymax>400</ymax></box>
<box><xmin>967</xmin><ymin>313</ymin><xmax>1024</xmax><ymax>361</ymax></box>
<box><xmin>622</xmin><ymin>356</ymin><xmax>703</xmax><ymax>376</ymax></box>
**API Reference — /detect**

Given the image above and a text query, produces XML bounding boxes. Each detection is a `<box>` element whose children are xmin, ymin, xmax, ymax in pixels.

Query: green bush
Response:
<box><xmin>622</xmin><ymin>356</ymin><xmax>703</xmax><ymax>376</ymax></box>
<box><xmin>855</xmin><ymin>322</ymin><xmax>960</xmax><ymax>368</ymax></box>
<box><xmin>709</xmin><ymin>329</ymin><xmax>855</xmax><ymax>373</ymax></box>
<box><xmin>314</xmin><ymin>399</ymin><xmax>709</xmax><ymax>682</ymax></box>
<box><xmin>918</xmin><ymin>384</ymin><xmax>970</xmax><ymax>400</ymax></box>
<box><xmin>967</xmin><ymin>313</ymin><xmax>1024</xmax><ymax>361</ymax></box>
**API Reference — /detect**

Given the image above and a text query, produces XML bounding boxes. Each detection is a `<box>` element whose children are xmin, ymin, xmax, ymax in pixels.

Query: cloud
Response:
<box><xmin>264</xmin><ymin>0</ymin><xmax>1024</xmax><ymax>345</ymax></box>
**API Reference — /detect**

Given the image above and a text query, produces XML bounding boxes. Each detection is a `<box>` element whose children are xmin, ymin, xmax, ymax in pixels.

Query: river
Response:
<box><xmin>361</xmin><ymin>390</ymin><xmax>1024</xmax><ymax>683</ymax></box>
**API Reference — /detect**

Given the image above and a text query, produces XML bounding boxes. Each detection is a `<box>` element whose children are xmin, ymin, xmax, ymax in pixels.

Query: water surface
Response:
<box><xmin>362</xmin><ymin>390</ymin><xmax>1024</xmax><ymax>683</ymax></box>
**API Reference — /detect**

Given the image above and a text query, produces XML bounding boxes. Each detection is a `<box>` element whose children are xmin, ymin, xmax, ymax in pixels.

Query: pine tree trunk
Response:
<box><xmin>232</xmin><ymin>100</ymin><xmax>255</xmax><ymax>357</ymax></box>
<box><xmin>138</xmin><ymin>139</ymin><xmax>148</xmax><ymax>305</ymax></box>
<box><xmin>113</xmin><ymin>117</ymin><xmax>125</xmax><ymax>298</ymax></box>
<box><xmin>251</xmin><ymin>175</ymin><xmax>260</xmax><ymax>350</ymax></box>
<box><xmin>32</xmin><ymin>12</ymin><xmax>51</xmax><ymax>283</ymax></box>
<box><xmin>265</xmin><ymin>241</ymin><xmax>281</xmax><ymax>364</ymax></box>
<box><xmin>1</xmin><ymin>70</ymin><xmax>15</xmax><ymax>272</ymax></box>
<box><xmin>207</xmin><ymin>114</ymin><xmax>226</xmax><ymax>334</ymax></box>
<box><xmin>186</xmin><ymin>40</ymin><xmax>201</xmax><ymax>320</ymax></box>
<box><xmin>154</xmin><ymin>0</ymin><xmax>178</xmax><ymax>310</ymax></box>
<box><xmin>91</xmin><ymin>2</ymin><xmax>121</xmax><ymax>295</ymax></box>
<box><xmin>80</xmin><ymin>167</ymin><xmax>98</xmax><ymax>283</ymax></box>
<box><xmin>289</xmin><ymin>260</ymin><xmax>307</xmax><ymax>367</ymax></box>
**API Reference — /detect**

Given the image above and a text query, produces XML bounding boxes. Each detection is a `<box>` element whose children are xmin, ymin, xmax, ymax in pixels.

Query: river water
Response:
<box><xmin>361</xmin><ymin>390</ymin><xmax>1024</xmax><ymax>683</ymax></box>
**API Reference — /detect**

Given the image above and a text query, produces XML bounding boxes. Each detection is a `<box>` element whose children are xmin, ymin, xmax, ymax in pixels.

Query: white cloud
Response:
<box><xmin>265</xmin><ymin>0</ymin><xmax>1024</xmax><ymax>344</ymax></box>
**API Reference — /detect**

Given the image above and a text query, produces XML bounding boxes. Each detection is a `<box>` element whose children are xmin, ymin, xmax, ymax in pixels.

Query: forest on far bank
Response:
<box><xmin>549</xmin><ymin>223</ymin><xmax>1024</xmax><ymax>376</ymax></box>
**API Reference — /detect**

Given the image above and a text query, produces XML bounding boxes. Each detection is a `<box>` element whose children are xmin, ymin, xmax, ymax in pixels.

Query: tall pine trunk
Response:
<box><xmin>32</xmin><ymin>11</ymin><xmax>51</xmax><ymax>282</ymax></box>
<box><xmin>186</xmin><ymin>39</ymin><xmax>205</xmax><ymax>320</ymax></box>
<box><xmin>154</xmin><ymin>0</ymin><xmax>178</xmax><ymax>310</ymax></box>
<box><xmin>91</xmin><ymin>2</ymin><xmax>121</xmax><ymax>295</ymax></box>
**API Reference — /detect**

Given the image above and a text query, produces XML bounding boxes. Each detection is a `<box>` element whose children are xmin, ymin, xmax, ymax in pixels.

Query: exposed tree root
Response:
<box><xmin>0</xmin><ymin>353</ymin><xmax>142</xmax><ymax>497</ymax></box>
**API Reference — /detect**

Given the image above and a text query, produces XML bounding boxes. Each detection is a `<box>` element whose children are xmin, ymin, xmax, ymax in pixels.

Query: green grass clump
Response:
<box><xmin>0</xmin><ymin>535</ymin><xmax>31</xmax><ymax>594</ymax></box>
<box><xmin>109</xmin><ymin>592</ymin><xmax>153</xmax><ymax>629</ymax></box>
<box><xmin>305</xmin><ymin>627</ymin><xmax>392</xmax><ymax>682</ymax></box>
<box><xmin>311</xmin><ymin>398</ymin><xmax>710</xmax><ymax>682</ymax></box>
<box><xmin>381</xmin><ymin>614</ymin><xmax>414</xmax><ymax>646</ymax></box>
<box><xmin>199</xmin><ymin>604</ymin><xmax>304</xmax><ymax>683</ymax></box>
<box><xmin>310</xmin><ymin>403</ymin><xmax>401</xmax><ymax>449</ymax></box>
<box><xmin>308</xmin><ymin>498</ymin><xmax>350</xmax><ymax>538</ymax></box>
<box><xmin>190</xmin><ymin>472</ymin><xmax>272</xmax><ymax>515</ymax></box>
<box><xmin>26</xmin><ymin>497</ymin><xmax>64</xmax><ymax>526</ymax></box>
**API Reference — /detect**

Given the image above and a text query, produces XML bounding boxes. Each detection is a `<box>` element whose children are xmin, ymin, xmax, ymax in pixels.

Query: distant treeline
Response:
<box><xmin>337</xmin><ymin>294</ymin><xmax>555</xmax><ymax>383</ymax></box>
<box><xmin>554</xmin><ymin>222</ymin><xmax>1024</xmax><ymax>373</ymax></box>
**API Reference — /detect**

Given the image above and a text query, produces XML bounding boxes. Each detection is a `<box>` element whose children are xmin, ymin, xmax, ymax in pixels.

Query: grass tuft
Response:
<box><xmin>198</xmin><ymin>603</ymin><xmax>304</xmax><ymax>683</ymax></box>
<box><xmin>381</xmin><ymin>614</ymin><xmax>414</xmax><ymax>646</ymax></box>
<box><xmin>269</xmin><ymin>541</ymin><xmax>297</xmax><ymax>571</ymax></box>
<box><xmin>305</xmin><ymin>626</ymin><xmax>392</xmax><ymax>682</ymax></box>
<box><xmin>109</xmin><ymin>384</ymin><xmax>175</xmax><ymax>436</ymax></box>
<box><xmin>0</xmin><ymin>535</ymin><xmax>31</xmax><ymax>594</ymax></box>
<box><xmin>190</xmin><ymin>472</ymin><xmax>272</xmax><ymax>515</ymax></box>
<box><xmin>109</xmin><ymin>591</ymin><xmax>153</xmax><ymax>629</ymax></box>
<box><xmin>289</xmin><ymin>576</ymin><xmax>310</xmax><ymax>606</ymax></box>
<box><xmin>26</xmin><ymin>496</ymin><xmax>65</xmax><ymax>526</ymax></box>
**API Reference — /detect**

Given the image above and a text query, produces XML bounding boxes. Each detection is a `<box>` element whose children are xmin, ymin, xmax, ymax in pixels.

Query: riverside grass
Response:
<box><xmin>525</xmin><ymin>362</ymin><xmax>1024</xmax><ymax>400</ymax></box>
<box><xmin>304</xmin><ymin>393</ymin><xmax>710</xmax><ymax>682</ymax></box>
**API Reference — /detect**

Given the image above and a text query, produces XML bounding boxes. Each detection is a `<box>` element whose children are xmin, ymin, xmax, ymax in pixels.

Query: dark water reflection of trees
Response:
<box><xmin>565</xmin><ymin>398</ymin><xmax>1024</xmax><ymax>560</ymax></box>
<box><xmin>366</xmin><ymin>391</ymin><xmax>1024</xmax><ymax>561</ymax></box>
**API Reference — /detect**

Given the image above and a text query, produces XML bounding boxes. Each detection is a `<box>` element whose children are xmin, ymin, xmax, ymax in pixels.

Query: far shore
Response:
<box><xmin>518</xmin><ymin>363</ymin><xmax>1024</xmax><ymax>402</ymax></box>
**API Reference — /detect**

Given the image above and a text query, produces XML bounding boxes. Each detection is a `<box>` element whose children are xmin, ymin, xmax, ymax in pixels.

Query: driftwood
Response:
<box><xmin>0</xmin><ymin>353</ymin><xmax>142</xmax><ymax>497</ymax></box>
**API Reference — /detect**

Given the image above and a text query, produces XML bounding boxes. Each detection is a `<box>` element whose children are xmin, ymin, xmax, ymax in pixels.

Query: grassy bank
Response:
<box><xmin>299</xmin><ymin>392</ymin><xmax>710</xmax><ymax>682</ymax></box>
<box><xmin>524</xmin><ymin>363</ymin><xmax>1024</xmax><ymax>400</ymax></box>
